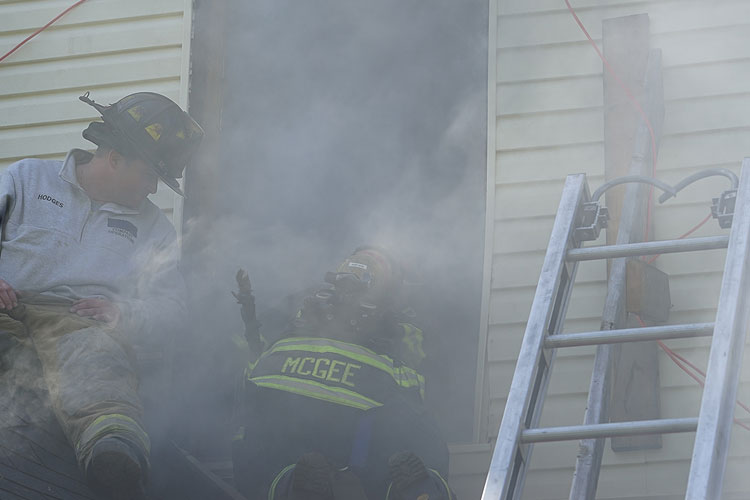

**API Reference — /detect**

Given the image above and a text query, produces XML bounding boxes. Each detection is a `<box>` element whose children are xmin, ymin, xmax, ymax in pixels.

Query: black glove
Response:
<box><xmin>232</xmin><ymin>269</ymin><xmax>263</xmax><ymax>353</ymax></box>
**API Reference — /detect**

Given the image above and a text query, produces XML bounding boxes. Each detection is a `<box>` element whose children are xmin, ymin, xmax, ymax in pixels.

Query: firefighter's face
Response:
<box><xmin>110</xmin><ymin>153</ymin><xmax>159</xmax><ymax>208</ymax></box>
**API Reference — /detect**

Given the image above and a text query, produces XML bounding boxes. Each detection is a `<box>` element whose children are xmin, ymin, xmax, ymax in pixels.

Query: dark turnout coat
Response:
<box><xmin>232</xmin><ymin>335</ymin><xmax>449</xmax><ymax>499</ymax></box>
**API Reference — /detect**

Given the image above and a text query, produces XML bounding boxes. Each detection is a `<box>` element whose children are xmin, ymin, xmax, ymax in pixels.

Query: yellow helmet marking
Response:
<box><xmin>127</xmin><ymin>106</ymin><xmax>144</xmax><ymax>121</ymax></box>
<box><xmin>145</xmin><ymin>123</ymin><xmax>163</xmax><ymax>141</ymax></box>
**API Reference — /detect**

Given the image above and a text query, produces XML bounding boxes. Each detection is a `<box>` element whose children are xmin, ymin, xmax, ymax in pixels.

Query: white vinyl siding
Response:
<box><xmin>0</xmin><ymin>0</ymin><xmax>194</xmax><ymax>223</ymax></box>
<box><xmin>464</xmin><ymin>1</ymin><xmax>750</xmax><ymax>499</ymax></box>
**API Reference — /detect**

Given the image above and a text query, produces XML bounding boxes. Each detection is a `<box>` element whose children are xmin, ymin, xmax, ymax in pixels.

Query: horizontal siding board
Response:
<box><xmin>662</xmin><ymin>94</ymin><xmax>750</xmax><ymax>136</ymax></box>
<box><xmin>496</xmin><ymin>42</ymin><xmax>601</xmax><ymax>85</ymax></box>
<box><xmin>493</xmin><ymin>217</ymin><xmax>555</xmax><ymax>252</ymax></box>
<box><xmin>656</xmin><ymin>24</ymin><xmax>750</xmax><ymax>67</ymax></box>
<box><xmin>0</xmin><ymin>49</ymin><xmax>182</xmax><ymax>96</ymax></box>
<box><xmin>497</xmin><ymin>2</ymin><xmax>750</xmax><ymax>49</ymax></box>
<box><xmin>489</xmin><ymin>281</ymin><xmax>607</xmax><ymax>324</ymax></box>
<box><xmin>496</xmin><ymin>93</ymin><xmax>750</xmax><ymax>153</ymax></box>
<box><xmin>657</xmin><ymin>128</ymin><xmax>750</xmax><ymax>173</ymax></box>
<box><xmin>497</xmin><ymin>107</ymin><xmax>603</xmax><ymax>150</ymax></box>
<box><xmin>663</xmin><ymin>59</ymin><xmax>750</xmax><ymax>101</ymax></box>
<box><xmin>0</xmin><ymin>121</ymin><xmax>96</xmax><ymax>159</ymax></box>
<box><xmin>492</xmin><ymin>252</ymin><xmax>605</xmax><ymax>289</ymax></box>
<box><xmin>496</xmin><ymin>24</ymin><xmax>750</xmax><ymax>83</ymax></box>
<box><xmin>495</xmin><ymin>180</ymin><xmax>566</xmax><ymax>218</ymax></box>
<box><xmin>0</xmin><ymin>83</ymin><xmax>180</xmax><ymax>129</ymax></box>
<box><xmin>0</xmin><ymin>16</ymin><xmax>183</xmax><ymax>65</ymax></box>
<box><xmin>0</xmin><ymin>0</ymin><xmax>184</xmax><ymax>34</ymax></box>
<box><xmin>497</xmin><ymin>75</ymin><xmax>603</xmax><ymax>115</ymax></box>
<box><xmin>498</xmin><ymin>59</ymin><xmax>750</xmax><ymax>117</ymax></box>
<box><xmin>647</xmin><ymin>249</ymin><xmax>728</xmax><ymax>277</ymax></box>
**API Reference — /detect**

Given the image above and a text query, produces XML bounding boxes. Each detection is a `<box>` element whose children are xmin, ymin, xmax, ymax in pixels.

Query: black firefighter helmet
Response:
<box><xmin>79</xmin><ymin>91</ymin><xmax>204</xmax><ymax>196</ymax></box>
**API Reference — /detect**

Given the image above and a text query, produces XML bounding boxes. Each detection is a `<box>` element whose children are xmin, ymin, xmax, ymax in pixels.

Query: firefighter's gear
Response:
<box><xmin>386</xmin><ymin>450</ymin><xmax>455</xmax><ymax>500</ymax></box>
<box><xmin>335</xmin><ymin>246</ymin><xmax>404</xmax><ymax>310</ymax></box>
<box><xmin>0</xmin><ymin>91</ymin><xmax>194</xmax><ymax>495</ymax></box>
<box><xmin>233</xmin><ymin>248</ymin><xmax>453</xmax><ymax>499</ymax></box>
<box><xmin>247</xmin><ymin>336</ymin><xmax>425</xmax><ymax>409</ymax></box>
<box><xmin>0</xmin><ymin>299</ymin><xmax>149</xmax><ymax>477</ymax></box>
<box><xmin>80</xmin><ymin>91</ymin><xmax>204</xmax><ymax>196</ymax></box>
<box><xmin>267</xmin><ymin>451</ymin><xmax>370</xmax><ymax>500</ymax></box>
<box><xmin>86</xmin><ymin>436</ymin><xmax>147</xmax><ymax>500</ymax></box>
<box><xmin>0</xmin><ymin>151</ymin><xmax>187</xmax><ymax>344</ymax></box>
<box><xmin>233</xmin><ymin>335</ymin><xmax>450</xmax><ymax>499</ymax></box>
<box><xmin>233</xmin><ymin>269</ymin><xmax>265</xmax><ymax>357</ymax></box>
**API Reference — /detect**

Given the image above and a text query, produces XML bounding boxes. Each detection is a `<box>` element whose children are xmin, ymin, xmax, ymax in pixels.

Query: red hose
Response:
<box><xmin>0</xmin><ymin>0</ymin><xmax>89</xmax><ymax>64</ymax></box>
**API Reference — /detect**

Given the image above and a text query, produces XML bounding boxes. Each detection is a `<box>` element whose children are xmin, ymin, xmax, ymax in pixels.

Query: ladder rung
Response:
<box><xmin>567</xmin><ymin>236</ymin><xmax>729</xmax><ymax>262</ymax></box>
<box><xmin>520</xmin><ymin>418</ymin><xmax>698</xmax><ymax>444</ymax></box>
<box><xmin>545</xmin><ymin>322</ymin><xmax>714</xmax><ymax>348</ymax></box>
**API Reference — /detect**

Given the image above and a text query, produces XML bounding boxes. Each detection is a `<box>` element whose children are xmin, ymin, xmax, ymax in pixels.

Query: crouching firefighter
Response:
<box><xmin>231</xmin><ymin>246</ymin><xmax>456</xmax><ymax>500</ymax></box>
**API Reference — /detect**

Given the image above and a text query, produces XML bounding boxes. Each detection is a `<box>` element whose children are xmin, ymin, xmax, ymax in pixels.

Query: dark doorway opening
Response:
<box><xmin>182</xmin><ymin>0</ymin><xmax>488</xmax><ymax>466</ymax></box>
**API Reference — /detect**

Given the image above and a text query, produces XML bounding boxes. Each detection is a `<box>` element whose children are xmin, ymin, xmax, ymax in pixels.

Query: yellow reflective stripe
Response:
<box><xmin>385</xmin><ymin>482</ymin><xmax>394</xmax><ymax>499</ymax></box>
<box><xmin>430</xmin><ymin>468</ymin><xmax>454</xmax><ymax>499</ymax></box>
<box><xmin>269</xmin><ymin>338</ymin><xmax>393</xmax><ymax>373</ymax></box>
<box><xmin>267</xmin><ymin>337</ymin><xmax>424</xmax><ymax>391</ymax></box>
<box><xmin>77</xmin><ymin>414</ymin><xmax>150</xmax><ymax>455</ymax></box>
<box><xmin>250</xmin><ymin>374</ymin><xmax>382</xmax><ymax>410</ymax></box>
<box><xmin>268</xmin><ymin>464</ymin><xmax>295</xmax><ymax>500</ymax></box>
<box><xmin>232</xmin><ymin>426</ymin><xmax>245</xmax><ymax>442</ymax></box>
<box><xmin>246</xmin><ymin>359</ymin><xmax>259</xmax><ymax>375</ymax></box>
<box><xmin>393</xmin><ymin>366</ymin><xmax>425</xmax><ymax>397</ymax></box>
<box><xmin>399</xmin><ymin>322</ymin><xmax>426</xmax><ymax>360</ymax></box>
<box><xmin>394</xmin><ymin>367</ymin><xmax>421</xmax><ymax>387</ymax></box>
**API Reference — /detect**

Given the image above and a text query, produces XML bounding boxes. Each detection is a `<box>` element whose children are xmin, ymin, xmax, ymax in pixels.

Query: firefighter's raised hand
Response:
<box><xmin>232</xmin><ymin>269</ymin><xmax>257</xmax><ymax>325</ymax></box>
<box><xmin>233</xmin><ymin>269</ymin><xmax>253</xmax><ymax>301</ymax></box>
<box><xmin>0</xmin><ymin>278</ymin><xmax>17</xmax><ymax>310</ymax></box>
<box><xmin>70</xmin><ymin>297</ymin><xmax>121</xmax><ymax>326</ymax></box>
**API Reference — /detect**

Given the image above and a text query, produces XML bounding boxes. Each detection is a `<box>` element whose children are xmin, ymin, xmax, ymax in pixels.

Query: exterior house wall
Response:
<box><xmin>458</xmin><ymin>1</ymin><xmax>750</xmax><ymax>499</ymax></box>
<box><xmin>0</xmin><ymin>0</ymin><xmax>195</xmax><ymax>225</ymax></box>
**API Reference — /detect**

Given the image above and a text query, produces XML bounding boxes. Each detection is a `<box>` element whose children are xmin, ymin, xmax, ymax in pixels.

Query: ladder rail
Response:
<box><xmin>685</xmin><ymin>160</ymin><xmax>750</xmax><ymax>499</ymax></box>
<box><xmin>480</xmin><ymin>174</ymin><xmax>588</xmax><ymax>500</ymax></box>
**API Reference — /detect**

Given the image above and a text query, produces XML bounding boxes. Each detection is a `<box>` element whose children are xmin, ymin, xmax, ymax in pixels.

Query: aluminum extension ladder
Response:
<box><xmin>481</xmin><ymin>159</ymin><xmax>750</xmax><ymax>500</ymax></box>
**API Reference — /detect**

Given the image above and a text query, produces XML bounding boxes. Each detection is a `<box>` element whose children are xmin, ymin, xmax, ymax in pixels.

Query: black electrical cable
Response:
<box><xmin>658</xmin><ymin>168</ymin><xmax>739</xmax><ymax>203</ymax></box>
<box><xmin>590</xmin><ymin>175</ymin><xmax>676</xmax><ymax>202</ymax></box>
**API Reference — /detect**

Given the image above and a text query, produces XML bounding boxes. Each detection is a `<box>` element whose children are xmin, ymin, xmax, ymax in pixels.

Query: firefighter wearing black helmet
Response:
<box><xmin>232</xmin><ymin>247</ymin><xmax>456</xmax><ymax>500</ymax></box>
<box><xmin>0</xmin><ymin>92</ymin><xmax>203</xmax><ymax>499</ymax></box>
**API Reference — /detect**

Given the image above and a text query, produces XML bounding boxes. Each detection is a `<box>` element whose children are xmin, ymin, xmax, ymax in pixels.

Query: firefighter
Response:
<box><xmin>232</xmin><ymin>246</ymin><xmax>456</xmax><ymax>500</ymax></box>
<box><xmin>0</xmin><ymin>92</ymin><xmax>203</xmax><ymax>499</ymax></box>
